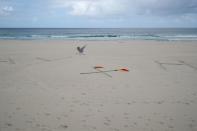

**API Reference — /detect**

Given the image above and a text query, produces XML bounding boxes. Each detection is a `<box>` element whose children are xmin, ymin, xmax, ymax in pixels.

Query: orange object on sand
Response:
<box><xmin>94</xmin><ymin>66</ymin><xmax>104</xmax><ymax>69</ymax></box>
<box><xmin>119</xmin><ymin>68</ymin><xmax>129</xmax><ymax>72</ymax></box>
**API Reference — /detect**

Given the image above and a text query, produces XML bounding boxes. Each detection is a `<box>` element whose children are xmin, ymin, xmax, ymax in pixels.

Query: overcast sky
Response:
<box><xmin>0</xmin><ymin>0</ymin><xmax>197</xmax><ymax>28</ymax></box>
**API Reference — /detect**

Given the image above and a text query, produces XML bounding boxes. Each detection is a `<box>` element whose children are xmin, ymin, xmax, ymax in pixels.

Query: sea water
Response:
<box><xmin>0</xmin><ymin>28</ymin><xmax>197</xmax><ymax>41</ymax></box>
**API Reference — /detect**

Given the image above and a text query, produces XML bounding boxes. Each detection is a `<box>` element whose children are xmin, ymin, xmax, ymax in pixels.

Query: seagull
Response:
<box><xmin>77</xmin><ymin>45</ymin><xmax>86</xmax><ymax>54</ymax></box>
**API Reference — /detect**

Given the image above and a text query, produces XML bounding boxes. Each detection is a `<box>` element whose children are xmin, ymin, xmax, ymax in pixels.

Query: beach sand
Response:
<box><xmin>0</xmin><ymin>40</ymin><xmax>197</xmax><ymax>131</ymax></box>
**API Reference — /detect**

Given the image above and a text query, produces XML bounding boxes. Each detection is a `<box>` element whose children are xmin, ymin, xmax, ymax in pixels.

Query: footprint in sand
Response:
<box><xmin>16</xmin><ymin>107</ymin><xmax>21</xmax><ymax>111</ymax></box>
<box><xmin>104</xmin><ymin>117</ymin><xmax>111</xmax><ymax>123</ymax></box>
<box><xmin>124</xmin><ymin>125</ymin><xmax>129</xmax><ymax>128</ymax></box>
<box><xmin>60</xmin><ymin>124</ymin><xmax>68</xmax><ymax>129</ymax></box>
<box><xmin>92</xmin><ymin>126</ymin><xmax>97</xmax><ymax>130</ymax></box>
<box><xmin>104</xmin><ymin>122</ymin><xmax>110</xmax><ymax>126</ymax></box>
<box><xmin>45</xmin><ymin>113</ymin><xmax>51</xmax><ymax>116</ymax></box>
<box><xmin>114</xmin><ymin>128</ymin><xmax>120</xmax><ymax>131</ymax></box>
<box><xmin>36</xmin><ymin>123</ymin><xmax>41</xmax><ymax>127</ymax></box>
<box><xmin>61</xmin><ymin>97</ymin><xmax>65</xmax><ymax>100</ymax></box>
<box><xmin>64</xmin><ymin>114</ymin><xmax>68</xmax><ymax>118</ymax></box>
<box><xmin>133</xmin><ymin>122</ymin><xmax>138</xmax><ymax>126</ymax></box>
<box><xmin>5</xmin><ymin>122</ymin><xmax>13</xmax><ymax>127</ymax></box>
<box><xmin>168</xmin><ymin>125</ymin><xmax>174</xmax><ymax>129</ymax></box>
<box><xmin>56</xmin><ymin>117</ymin><xmax>61</xmax><ymax>120</ymax></box>
<box><xmin>81</xmin><ymin>92</ymin><xmax>87</xmax><ymax>96</ymax></box>
<box><xmin>159</xmin><ymin>121</ymin><xmax>165</xmax><ymax>125</ymax></box>
<box><xmin>8</xmin><ymin>115</ymin><xmax>12</xmax><ymax>119</ymax></box>
<box><xmin>81</xmin><ymin>119</ymin><xmax>87</xmax><ymax>123</ymax></box>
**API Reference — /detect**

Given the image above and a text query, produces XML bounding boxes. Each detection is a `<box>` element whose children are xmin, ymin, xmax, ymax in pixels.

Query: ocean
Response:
<box><xmin>0</xmin><ymin>28</ymin><xmax>197</xmax><ymax>41</ymax></box>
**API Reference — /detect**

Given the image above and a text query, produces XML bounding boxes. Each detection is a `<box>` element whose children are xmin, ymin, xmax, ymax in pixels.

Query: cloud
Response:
<box><xmin>0</xmin><ymin>0</ymin><xmax>14</xmax><ymax>16</ymax></box>
<box><xmin>53</xmin><ymin>0</ymin><xmax>128</xmax><ymax>17</ymax></box>
<box><xmin>53</xmin><ymin>0</ymin><xmax>197</xmax><ymax>18</ymax></box>
<box><xmin>0</xmin><ymin>6</ymin><xmax>13</xmax><ymax>16</ymax></box>
<box><xmin>134</xmin><ymin>0</ymin><xmax>197</xmax><ymax>16</ymax></box>
<box><xmin>0</xmin><ymin>0</ymin><xmax>197</xmax><ymax>27</ymax></box>
<box><xmin>3</xmin><ymin>6</ymin><xmax>13</xmax><ymax>12</ymax></box>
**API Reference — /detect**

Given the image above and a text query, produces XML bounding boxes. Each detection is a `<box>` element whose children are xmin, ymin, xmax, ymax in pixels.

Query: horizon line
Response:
<box><xmin>1</xmin><ymin>27</ymin><xmax>197</xmax><ymax>29</ymax></box>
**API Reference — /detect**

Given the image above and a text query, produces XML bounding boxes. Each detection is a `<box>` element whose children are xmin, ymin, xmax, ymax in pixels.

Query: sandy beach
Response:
<box><xmin>0</xmin><ymin>40</ymin><xmax>197</xmax><ymax>131</ymax></box>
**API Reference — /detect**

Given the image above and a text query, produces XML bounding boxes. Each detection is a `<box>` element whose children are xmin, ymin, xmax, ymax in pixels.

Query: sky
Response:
<box><xmin>0</xmin><ymin>0</ymin><xmax>197</xmax><ymax>28</ymax></box>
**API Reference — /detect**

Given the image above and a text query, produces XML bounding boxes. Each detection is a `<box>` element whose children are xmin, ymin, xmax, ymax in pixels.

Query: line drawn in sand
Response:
<box><xmin>0</xmin><ymin>60</ymin><xmax>9</xmax><ymax>62</ymax></box>
<box><xmin>36</xmin><ymin>56</ymin><xmax>72</xmax><ymax>63</ymax></box>
<box><xmin>178</xmin><ymin>60</ymin><xmax>197</xmax><ymax>70</ymax></box>
<box><xmin>36</xmin><ymin>57</ymin><xmax>51</xmax><ymax>62</ymax></box>
<box><xmin>0</xmin><ymin>58</ymin><xmax>15</xmax><ymax>64</ymax></box>
<box><xmin>154</xmin><ymin>60</ymin><xmax>197</xmax><ymax>71</ymax></box>
<box><xmin>25</xmin><ymin>56</ymin><xmax>72</xmax><ymax>67</ymax></box>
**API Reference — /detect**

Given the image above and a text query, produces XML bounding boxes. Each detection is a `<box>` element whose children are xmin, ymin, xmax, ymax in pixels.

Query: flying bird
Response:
<box><xmin>77</xmin><ymin>45</ymin><xmax>86</xmax><ymax>54</ymax></box>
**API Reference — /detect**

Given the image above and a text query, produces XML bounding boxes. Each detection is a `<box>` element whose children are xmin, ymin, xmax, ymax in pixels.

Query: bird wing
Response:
<box><xmin>81</xmin><ymin>45</ymin><xmax>86</xmax><ymax>51</ymax></box>
<box><xmin>77</xmin><ymin>47</ymin><xmax>81</xmax><ymax>52</ymax></box>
